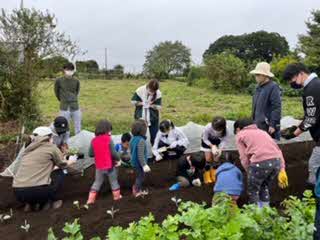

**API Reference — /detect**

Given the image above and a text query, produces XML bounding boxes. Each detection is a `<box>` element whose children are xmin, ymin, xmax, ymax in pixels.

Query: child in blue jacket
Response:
<box><xmin>214</xmin><ymin>153</ymin><xmax>244</xmax><ymax>205</ymax></box>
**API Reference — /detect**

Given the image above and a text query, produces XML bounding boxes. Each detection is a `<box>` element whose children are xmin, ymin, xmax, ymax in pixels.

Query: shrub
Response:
<box><xmin>186</xmin><ymin>65</ymin><xmax>206</xmax><ymax>86</ymax></box>
<box><xmin>271</xmin><ymin>55</ymin><xmax>299</xmax><ymax>83</ymax></box>
<box><xmin>204</xmin><ymin>53</ymin><xmax>250</xmax><ymax>93</ymax></box>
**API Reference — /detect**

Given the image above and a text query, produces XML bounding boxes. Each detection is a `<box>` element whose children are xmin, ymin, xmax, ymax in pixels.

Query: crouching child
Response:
<box><xmin>169</xmin><ymin>153</ymin><xmax>206</xmax><ymax>191</ymax></box>
<box><xmin>213</xmin><ymin>153</ymin><xmax>244</xmax><ymax>205</ymax></box>
<box><xmin>87</xmin><ymin>120</ymin><xmax>122</xmax><ymax>204</ymax></box>
<box><xmin>115</xmin><ymin>132</ymin><xmax>132</xmax><ymax>168</ymax></box>
<box><xmin>152</xmin><ymin>119</ymin><xmax>189</xmax><ymax>161</ymax></box>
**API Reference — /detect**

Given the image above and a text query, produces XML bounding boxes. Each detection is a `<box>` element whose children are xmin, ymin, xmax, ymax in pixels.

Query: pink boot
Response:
<box><xmin>112</xmin><ymin>189</ymin><xmax>122</xmax><ymax>201</ymax></box>
<box><xmin>87</xmin><ymin>191</ymin><xmax>97</xmax><ymax>204</ymax></box>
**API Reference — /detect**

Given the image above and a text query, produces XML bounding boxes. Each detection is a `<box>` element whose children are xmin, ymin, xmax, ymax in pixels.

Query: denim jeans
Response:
<box><xmin>60</xmin><ymin>109</ymin><xmax>82</xmax><ymax>134</ymax></box>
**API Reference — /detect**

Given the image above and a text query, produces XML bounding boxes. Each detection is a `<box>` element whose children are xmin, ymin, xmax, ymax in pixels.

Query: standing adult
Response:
<box><xmin>250</xmin><ymin>62</ymin><xmax>282</xmax><ymax>140</ymax></box>
<box><xmin>54</xmin><ymin>62</ymin><xmax>81</xmax><ymax>135</ymax></box>
<box><xmin>12</xmin><ymin>127</ymin><xmax>76</xmax><ymax>211</ymax></box>
<box><xmin>131</xmin><ymin>79</ymin><xmax>162</xmax><ymax>145</ymax></box>
<box><xmin>282</xmin><ymin>63</ymin><xmax>320</xmax><ymax>240</ymax></box>
<box><xmin>282</xmin><ymin>63</ymin><xmax>320</xmax><ymax>184</ymax></box>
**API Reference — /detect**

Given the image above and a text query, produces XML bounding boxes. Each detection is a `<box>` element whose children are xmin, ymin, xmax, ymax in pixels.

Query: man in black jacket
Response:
<box><xmin>282</xmin><ymin>63</ymin><xmax>320</xmax><ymax>240</ymax></box>
<box><xmin>282</xmin><ymin>63</ymin><xmax>320</xmax><ymax>184</ymax></box>
<box><xmin>250</xmin><ymin>62</ymin><xmax>282</xmax><ymax>140</ymax></box>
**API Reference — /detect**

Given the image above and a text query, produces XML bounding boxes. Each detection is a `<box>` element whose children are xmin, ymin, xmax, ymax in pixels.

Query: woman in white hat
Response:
<box><xmin>250</xmin><ymin>62</ymin><xmax>282</xmax><ymax>140</ymax></box>
<box><xmin>12</xmin><ymin>127</ymin><xmax>76</xmax><ymax>212</ymax></box>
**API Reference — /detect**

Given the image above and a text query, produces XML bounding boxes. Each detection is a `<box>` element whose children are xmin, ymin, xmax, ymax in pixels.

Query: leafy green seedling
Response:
<box><xmin>0</xmin><ymin>208</ymin><xmax>13</xmax><ymax>223</ymax></box>
<box><xmin>21</xmin><ymin>220</ymin><xmax>30</xmax><ymax>233</ymax></box>
<box><xmin>106</xmin><ymin>206</ymin><xmax>119</xmax><ymax>219</ymax></box>
<box><xmin>171</xmin><ymin>196</ymin><xmax>182</xmax><ymax>207</ymax></box>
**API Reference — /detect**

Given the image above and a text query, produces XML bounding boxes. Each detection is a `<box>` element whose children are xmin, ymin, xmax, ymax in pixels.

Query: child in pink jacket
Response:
<box><xmin>234</xmin><ymin>118</ymin><xmax>288</xmax><ymax>207</ymax></box>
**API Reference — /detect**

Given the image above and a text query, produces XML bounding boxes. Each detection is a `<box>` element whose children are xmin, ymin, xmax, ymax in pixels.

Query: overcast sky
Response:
<box><xmin>1</xmin><ymin>0</ymin><xmax>320</xmax><ymax>72</ymax></box>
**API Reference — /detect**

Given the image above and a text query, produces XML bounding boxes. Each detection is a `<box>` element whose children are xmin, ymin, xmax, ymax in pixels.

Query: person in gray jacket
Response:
<box><xmin>250</xmin><ymin>62</ymin><xmax>282</xmax><ymax>140</ymax></box>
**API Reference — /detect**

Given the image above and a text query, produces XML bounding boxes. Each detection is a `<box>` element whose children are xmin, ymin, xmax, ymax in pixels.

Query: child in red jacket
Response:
<box><xmin>86</xmin><ymin>120</ymin><xmax>121</xmax><ymax>204</ymax></box>
<box><xmin>234</xmin><ymin>118</ymin><xmax>288</xmax><ymax>207</ymax></box>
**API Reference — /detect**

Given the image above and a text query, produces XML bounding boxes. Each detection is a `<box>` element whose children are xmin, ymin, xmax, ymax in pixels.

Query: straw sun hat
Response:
<box><xmin>250</xmin><ymin>62</ymin><xmax>274</xmax><ymax>78</ymax></box>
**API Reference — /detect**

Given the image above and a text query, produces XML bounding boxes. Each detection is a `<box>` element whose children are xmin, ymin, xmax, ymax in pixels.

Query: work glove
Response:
<box><xmin>169</xmin><ymin>183</ymin><xmax>181</xmax><ymax>191</ymax></box>
<box><xmin>192</xmin><ymin>178</ymin><xmax>202</xmax><ymax>187</ymax></box>
<box><xmin>278</xmin><ymin>169</ymin><xmax>289</xmax><ymax>189</ymax></box>
<box><xmin>281</xmin><ymin>126</ymin><xmax>298</xmax><ymax>140</ymax></box>
<box><xmin>69</xmin><ymin>155</ymin><xmax>78</xmax><ymax>161</ymax></box>
<box><xmin>143</xmin><ymin>164</ymin><xmax>151</xmax><ymax>173</ymax></box>
<box><xmin>169</xmin><ymin>141</ymin><xmax>178</xmax><ymax>149</ymax></box>
<box><xmin>155</xmin><ymin>154</ymin><xmax>163</xmax><ymax>162</ymax></box>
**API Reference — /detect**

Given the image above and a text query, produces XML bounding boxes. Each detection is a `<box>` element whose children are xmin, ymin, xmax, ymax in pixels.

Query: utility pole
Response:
<box><xmin>20</xmin><ymin>0</ymin><xmax>24</xmax><ymax>9</ymax></box>
<box><xmin>105</xmin><ymin>48</ymin><xmax>108</xmax><ymax>71</ymax></box>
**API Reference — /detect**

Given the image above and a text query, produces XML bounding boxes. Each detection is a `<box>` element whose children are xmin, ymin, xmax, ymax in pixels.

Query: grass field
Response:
<box><xmin>38</xmin><ymin>79</ymin><xmax>303</xmax><ymax>134</ymax></box>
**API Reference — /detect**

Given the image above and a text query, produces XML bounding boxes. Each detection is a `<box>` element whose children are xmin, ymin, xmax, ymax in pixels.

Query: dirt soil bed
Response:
<box><xmin>0</xmin><ymin>141</ymin><xmax>315</xmax><ymax>240</ymax></box>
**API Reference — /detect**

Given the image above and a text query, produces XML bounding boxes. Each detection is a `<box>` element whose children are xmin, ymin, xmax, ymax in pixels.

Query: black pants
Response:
<box><xmin>158</xmin><ymin>141</ymin><xmax>186</xmax><ymax>159</ymax></box>
<box><xmin>13</xmin><ymin>169</ymin><xmax>65</xmax><ymax>206</ymax></box>
<box><xmin>247</xmin><ymin>159</ymin><xmax>280</xmax><ymax>204</ymax></box>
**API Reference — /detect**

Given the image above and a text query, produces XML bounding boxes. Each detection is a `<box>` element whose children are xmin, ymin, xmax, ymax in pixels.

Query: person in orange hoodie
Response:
<box><xmin>234</xmin><ymin>118</ymin><xmax>288</xmax><ymax>207</ymax></box>
<box><xmin>86</xmin><ymin>120</ymin><xmax>122</xmax><ymax>204</ymax></box>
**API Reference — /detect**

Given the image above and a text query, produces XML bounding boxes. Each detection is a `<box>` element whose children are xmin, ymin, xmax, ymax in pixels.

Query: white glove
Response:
<box><xmin>169</xmin><ymin>141</ymin><xmax>178</xmax><ymax>149</ymax></box>
<box><xmin>155</xmin><ymin>154</ymin><xmax>163</xmax><ymax>161</ymax></box>
<box><xmin>192</xmin><ymin>178</ymin><xmax>202</xmax><ymax>187</ymax></box>
<box><xmin>143</xmin><ymin>164</ymin><xmax>151</xmax><ymax>173</ymax></box>
<box><xmin>115</xmin><ymin>161</ymin><xmax>122</xmax><ymax>167</ymax></box>
<box><xmin>69</xmin><ymin>155</ymin><xmax>78</xmax><ymax>161</ymax></box>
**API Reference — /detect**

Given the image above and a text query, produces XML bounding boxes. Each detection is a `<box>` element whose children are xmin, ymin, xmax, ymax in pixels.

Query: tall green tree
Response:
<box><xmin>143</xmin><ymin>41</ymin><xmax>191</xmax><ymax>79</ymax></box>
<box><xmin>76</xmin><ymin>60</ymin><xmax>99</xmax><ymax>73</ymax></box>
<box><xmin>0</xmin><ymin>8</ymin><xmax>79</xmax><ymax>124</ymax></box>
<box><xmin>204</xmin><ymin>31</ymin><xmax>289</xmax><ymax>63</ymax></box>
<box><xmin>298</xmin><ymin>9</ymin><xmax>320</xmax><ymax>73</ymax></box>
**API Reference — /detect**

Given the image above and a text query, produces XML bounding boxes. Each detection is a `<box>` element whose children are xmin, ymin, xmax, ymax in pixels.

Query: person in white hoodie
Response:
<box><xmin>152</xmin><ymin>120</ymin><xmax>189</xmax><ymax>161</ymax></box>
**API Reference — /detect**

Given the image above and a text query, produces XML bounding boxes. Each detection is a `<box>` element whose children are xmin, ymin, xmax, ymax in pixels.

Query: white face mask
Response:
<box><xmin>65</xmin><ymin>70</ymin><xmax>74</xmax><ymax>77</ymax></box>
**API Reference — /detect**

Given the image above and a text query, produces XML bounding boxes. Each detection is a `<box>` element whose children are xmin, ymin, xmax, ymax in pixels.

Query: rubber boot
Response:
<box><xmin>203</xmin><ymin>170</ymin><xmax>213</xmax><ymax>184</ymax></box>
<box><xmin>210</xmin><ymin>168</ymin><xmax>216</xmax><ymax>183</ymax></box>
<box><xmin>112</xmin><ymin>189</ymin><xmax>122</xmax><ymax>201</ymax></box>
<box><xmin>86</xmin><ymin>191</ymin><xmax>97</xmax><ymax>204</ymax></box>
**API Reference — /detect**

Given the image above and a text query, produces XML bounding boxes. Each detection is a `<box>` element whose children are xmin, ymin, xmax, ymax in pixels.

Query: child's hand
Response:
<box><xmin>211</xmin><ymin>145</ymin><xmax>221</xmax><ymax>157</ymax></box>
<box><xmin>169</xmin><ymin>141</ymin><xmax>178</xmax><ymax>149</ymax></box>
<box><xmin>155</xmin><ymin>154</ymin><xmax>163</xmax><ymax>162</ymax></box>
<box><xmin>192</xmin><ymin>178</ymin><xmax>202</xmax><ymax>187</ymax></box>
<box><xmin>143</xmin><ymin>164</ymin><xmax>151</xmax><ymax>173</ymax></box>
<box><xmin>115</xmin><ymin>161</ymin><xmax>122</xmax><ymax>167</ymax></box>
